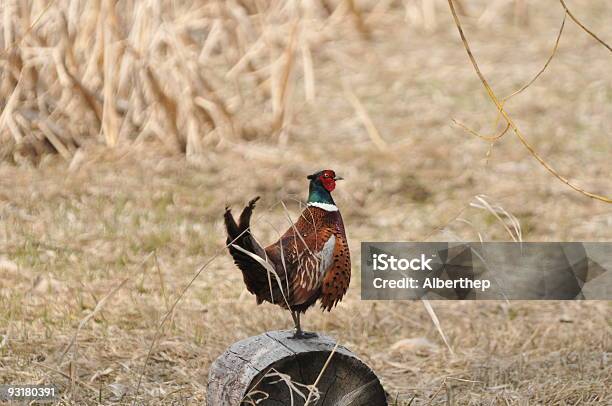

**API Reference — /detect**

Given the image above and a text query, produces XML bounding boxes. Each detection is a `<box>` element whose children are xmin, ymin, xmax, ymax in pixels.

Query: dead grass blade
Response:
<box><xmin>0</xmin><ymin>71</ymin><xmax>23</xmax><ymax>139</ymax></box>
<box><xmin>260</xmin><ymin>219</ymin><xmax>293</xmax><ymax>309</ymax></box>
<box><xmin>345</xmin><ymin>0</ymin><xmax>371</xmax><ymax>39</ymax></box>
<box><xmin>0</xmin><ymin>0</ymin><xmax>56</xmax><ymax>57</ymax></box>
<box><xmin>471</xmin><ymin>195</ymin><xmax>522</xmax><ymax>242</ymax></box>
<box><xmin>271</xmin><ymin>20</ymin><xmax>299</xmax><ymax>135</ymax></box>
<box><xmin>304</xmin><ymin>341</ymin><xmax>339</xmax><ymax>406</ymax></box>
<box><xmin>38</xmin><ymin>118</ymin><xmax>72</xmax><ymax>160</ymax></box>
<box><xmin>280</xmin><ymin>200</ymin><xmax>314</xmax><ymax>257</ymax></box>
<box><xmin>60</xmin><ymin>275</ymin><xmax>130</xmax><ymax>397</ymax></box>
<box><xmin>34</xmin><ymin>361</ymin><xmax>98</xmax><ymax>395</ymax></box>
<box><xmin>54</xmin><ymin>49</ymin><xmax>103</xmax><ymax>128</ymax></box>
<box><xmin>59</xmin><ymin>277</ymin><xmax>129</xmax><ymax>364</ymax></box>
<box><xmin>345</xmin><ymin>88</ymin><xmax>389</xmax><ymax>152</ymax></box>
<box><xmin>421</xmin><ymin>299</ymin><xmax>455</xmax><ymax>356</ymax></box>
<box><xmin>101</xmin><ymin>0</ymin><xmax>121</xmax><ymax>147</ymax></box>
<box><xmin>142</xmin><ymin>65</ymin><xmax>183</xmax><ymax>153</ymax></box>
<box><xmin>231</xmin><ymin>243</ymin><xmax>291</xmax><ymax>309</ymax></box>
<box><xmin>300</xmin><ymin>36</ymin><xmax>316</xmax><ymax>103</ymax></box>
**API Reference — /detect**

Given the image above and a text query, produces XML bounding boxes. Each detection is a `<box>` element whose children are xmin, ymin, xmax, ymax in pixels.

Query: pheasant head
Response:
<box><xmin>306</xmin><ymin>169</ymin><xmax>343</xmax><ymax>211</ymax></box>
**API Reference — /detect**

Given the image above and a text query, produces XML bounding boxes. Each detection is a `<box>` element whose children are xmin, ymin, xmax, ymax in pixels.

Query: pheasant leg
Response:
<box><xmin>289</xmin><ymin>311</ymin><xmax>317</xmax><ymax>339</ymax></box>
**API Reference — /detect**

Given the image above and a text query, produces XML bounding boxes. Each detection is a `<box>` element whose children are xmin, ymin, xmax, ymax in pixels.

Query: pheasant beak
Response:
<box><xmin>334</xmin><ymin>176</ymin><xmax>344</xmax><ymax>181</ymax></box>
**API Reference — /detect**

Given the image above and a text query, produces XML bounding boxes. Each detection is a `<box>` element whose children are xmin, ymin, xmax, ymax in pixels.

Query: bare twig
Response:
<box><xmin>452</xmin><ymin>10</ymin><xmax>566</xmax><ymax>164</ymax></box>
<box><xmin>503</xmin><ymin>13</ymin><xmax>567</xmax><ymax>101</ymax></box>
<box><xmin>452</xmin><ymin>119</ymin><xmax>509</xmax><ymax>142</ymax></box>
<box><xmin>447</xmin><ymin>0</ymin><xmax>611</xmax><ymax>203</ymax></box>
<box><xmin>559</xmin><ymin>0</ymin><xmax>612</xmax><ymax>53</ymax></box>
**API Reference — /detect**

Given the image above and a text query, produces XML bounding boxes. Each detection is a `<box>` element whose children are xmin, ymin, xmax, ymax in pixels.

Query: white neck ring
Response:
<box><xmin>307</xmin><ymin>202</ymin><xmax>338</xmax><ymax>212</ymax></box>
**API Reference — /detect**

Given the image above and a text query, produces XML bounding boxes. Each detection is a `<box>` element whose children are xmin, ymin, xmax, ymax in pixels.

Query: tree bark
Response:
<box><xmin>207</xmin><ymin>330</ymin><xmax>387</xmax><ymax>405</ymax></box>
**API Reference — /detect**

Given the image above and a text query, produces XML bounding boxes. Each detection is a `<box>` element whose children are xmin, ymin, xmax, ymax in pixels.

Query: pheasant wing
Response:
<box><xmin>320</xmin><ymin>233</ymin><xmax>351</xmax><ymax>311</ymax></box>
<box><xmin>283</xmin><ymin>231</ymin><xmax>336</xmax><ymax>307</ymax></box>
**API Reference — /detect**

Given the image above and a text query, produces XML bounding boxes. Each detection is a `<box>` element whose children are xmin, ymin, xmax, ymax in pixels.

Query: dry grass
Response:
<box><xmin>1</xmin><ymin>0</ymin><xmax>611</xmax><ymax>405</ymax></box>
<box><xmin>0</xmin><ymin>0</ymin><xmax>398</xmax><ymax>162</ymax></box>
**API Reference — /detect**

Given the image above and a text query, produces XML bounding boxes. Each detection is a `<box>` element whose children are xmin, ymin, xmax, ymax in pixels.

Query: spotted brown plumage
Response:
<box><xmin>224</xmin><ymin>169</ymin><xmax>351</xmax><ymax>339</ymax></box>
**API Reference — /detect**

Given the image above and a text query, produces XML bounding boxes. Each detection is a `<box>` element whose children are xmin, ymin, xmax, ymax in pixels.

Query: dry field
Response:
<box><xmin>1</xmin><ymin>0</ymin><xmax>611</xmax><ymax>405</ymax></box>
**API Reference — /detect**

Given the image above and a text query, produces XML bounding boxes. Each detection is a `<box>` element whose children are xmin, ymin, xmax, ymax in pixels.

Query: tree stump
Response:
<box><xmin>207</xmin><ymin>330</ymin><xmax>387</xmax><ymax>405</ymax></box>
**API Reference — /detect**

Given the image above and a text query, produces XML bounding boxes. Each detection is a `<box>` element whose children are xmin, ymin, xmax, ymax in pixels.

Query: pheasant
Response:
<box><xmin>224</xmin><ymin>169</ymin><xmax>351</xmax><ymax>339</ymax></box>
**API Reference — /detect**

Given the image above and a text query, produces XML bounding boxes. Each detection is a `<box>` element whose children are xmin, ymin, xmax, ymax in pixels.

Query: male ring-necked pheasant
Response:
<box><xmin>224</xmin><ymin>169</ymin><xmax>351</xmax><ymax>339</ymax></box>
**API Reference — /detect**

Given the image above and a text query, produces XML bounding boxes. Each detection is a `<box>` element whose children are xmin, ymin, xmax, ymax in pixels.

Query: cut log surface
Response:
<box><xmin>207</xmin><ymin>330</ymin><xmax>387</xmax><ymax>406</ymax></box>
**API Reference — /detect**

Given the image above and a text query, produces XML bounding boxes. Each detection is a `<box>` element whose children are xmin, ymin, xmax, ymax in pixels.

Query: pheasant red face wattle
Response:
<box><xmin>318</xmin><ymin>169</ymin><xmax>338</xmax><ymax>192</ymax></box>
<box><xmin>320</xmin><ymin>176</ymin><xmax>336</xmax><ymax>192</ymax></box>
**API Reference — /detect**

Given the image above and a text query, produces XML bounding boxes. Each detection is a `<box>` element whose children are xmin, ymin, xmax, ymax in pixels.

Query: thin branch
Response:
<box><xmin>452</xmin><ymin>119</ymin><xmax>509</xmax><ymax>142</ymax></box>
<box><xmin>453</xmin><ymin>12</ymin><xmax>566</xmax><ymax>159</ymax></box>
<box><xmin>559</xmin><ymin>0</ymin><xmax>612</xmax><ymax>53</ymax></box>
<box><xmin>447</xmin><ymin>0</ymin><xmax>611</xmax><ymax>203</ymax></box>
<box><xmin>503</xmin><ymin>13</ymin><xmax>567</xmax><ymax>101</ymax></box>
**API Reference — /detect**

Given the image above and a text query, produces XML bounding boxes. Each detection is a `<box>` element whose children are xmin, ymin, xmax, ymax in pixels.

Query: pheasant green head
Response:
<box><xmin>306</xmin><ymin>169</ymin><xmax>343</xmax><ymax>210</ymax></box>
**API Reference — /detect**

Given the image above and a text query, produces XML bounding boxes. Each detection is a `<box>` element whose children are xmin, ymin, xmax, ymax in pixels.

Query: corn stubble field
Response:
<box><xmin>0</xmin><ymin>0</ymin><xmax>611</xmax><ymax>404</ymax></box>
